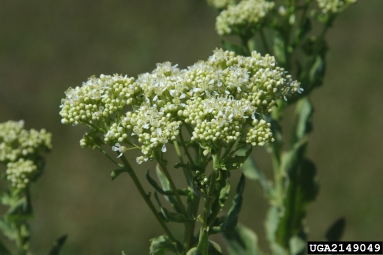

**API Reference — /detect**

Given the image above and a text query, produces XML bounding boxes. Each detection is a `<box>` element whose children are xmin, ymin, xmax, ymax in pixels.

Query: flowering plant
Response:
<box><xmin>57</xmin><ymin>0</ymin><xmax>356</xmax><ymax>254</ymax></box>
<box><xmin>0</xmin><ymin>120</ymin><xmax>66</xmax><ymax>255</ymax></box>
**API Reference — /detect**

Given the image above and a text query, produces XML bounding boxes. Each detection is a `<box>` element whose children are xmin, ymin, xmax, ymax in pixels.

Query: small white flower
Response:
<box><xmin>112</xmin><ymin>143</ymin><xmax>126</xmax><ymax>158</ymax></box>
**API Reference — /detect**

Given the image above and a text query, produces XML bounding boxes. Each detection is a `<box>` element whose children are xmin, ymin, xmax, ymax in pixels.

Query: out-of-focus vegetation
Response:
<box><xmin>0</xmin><ymin>0</ymin><xmax>382</xmax><ymax>254</ymax></box>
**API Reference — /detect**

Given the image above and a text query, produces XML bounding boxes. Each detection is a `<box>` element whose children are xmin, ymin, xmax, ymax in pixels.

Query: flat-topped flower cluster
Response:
<box><xmin>0</xmin><ymin>120</ymin><xmax>51</xmax><ymax>189</ymax></box>
<box><xmin>60</xmin><ymin>49</ymin><xmax>301</xmax><ymax>163</ymax></box>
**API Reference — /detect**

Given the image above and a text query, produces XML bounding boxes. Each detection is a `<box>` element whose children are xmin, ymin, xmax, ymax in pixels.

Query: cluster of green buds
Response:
<box><xmin>0</xmin><ymin>120</ymin><xmax>51</xmax><ymax>190</ymax></box>
<box><xmin>60</xmin><ymin>49</ymin><xmax>301</xmax><ymax>163</ymax></box>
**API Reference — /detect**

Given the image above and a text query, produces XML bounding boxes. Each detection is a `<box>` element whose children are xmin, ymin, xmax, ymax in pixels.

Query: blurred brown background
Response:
<box><xmin>0</xmin><ymin>0</ymin><xmax>382</xmax><ymax>254</ymax></box>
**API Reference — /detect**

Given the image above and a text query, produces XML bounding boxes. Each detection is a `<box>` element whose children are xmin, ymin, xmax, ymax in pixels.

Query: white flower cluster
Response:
<box><xmin>216</xmin><ymin>0</ymin><xmax>274</xmax><ymax>36</ymax></box>
<box><xmin>207</xmin><ymin>0</ymin><xmax>232</xmax><ymax>9</ymax></box>
<box><xmin>0</xmin><ymin>120</ymin><xmax>52</xmax><ymax>163</ymax></box>
<box><xmin>60</xmin><ymin>74</ymin><xmax>140</xmax><ymax>127</ymax></box>
<box><xmin>6</xmin><ymin>158</ymin><xmax>37</xmax><ymax>189</ymax></box>
<box><xmin>60</xmin><ymin>49</ymin><xmax>301</xmax><ymax>163</ymax></box>
<box><xmin>317</xmin><ymin>0</ymin><xmax>356</xmax><ymax>14</ymax></box>
<box><xmin>0</xmin><ymin>120</ymin><xmax>52</xmax><ymax>189</ymax></box>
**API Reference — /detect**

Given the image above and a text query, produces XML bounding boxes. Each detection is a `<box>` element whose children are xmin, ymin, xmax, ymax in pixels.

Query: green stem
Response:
<box><xmin>157</xmin><ymin>158</ymin><xmax>188</xmax><ymax>216</ymax></box>
<box><xmin>14</xmin><ymin>222</ymin><xmax>26</xmax><ymax>255</ymax></box>
<box><xmin>198</xmin><ymin>154</ymin><xmax>219</xmax><ymax>244</ymax></box>
<box><xmin>97</xmin><ymin>146</ymin><xmax>123</xmax><ymax>168</ymax></box>
<box><xmin>173</xmin><ymin>140</ymin><xmax>195</xmax><ymax>252</ymax></box>
<box><xmin>179</xmin><ymin>127</ymin><xmax>195</xmax><ymax>166</ymax></box>
<box><xmin>119</xmin><ymin>155</ymin><xmax>177</xmax><ymax>243</ymax></box>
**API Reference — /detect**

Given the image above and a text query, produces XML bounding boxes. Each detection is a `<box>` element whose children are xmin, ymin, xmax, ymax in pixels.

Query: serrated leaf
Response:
<box><xmin>48</xmin><ymin>235</ymin><xmax>67</xmax><ymax>255</ymax></box>
<box><xmin>149</xmin><ymin>235</ymin><xmax>178</xmax><ymax>255</ymax></box>
<box><xmin>325</xmin><ymin>217</ymin><xmax>345</xmax><ymax>242</ymax></box>
<box><xmin>221</xmin><ymin>175</ymin><xmax>245</xmax><ymax>232</ymax></box>
<box><xmin>111</xmin><ymin>168</ymin><xmax>128</xmax><ymax>181</ymax></box>
<box><xmin>223</xmin><ymin>224</ymin><xmax>261</xmax><ymax>255</ymax></box>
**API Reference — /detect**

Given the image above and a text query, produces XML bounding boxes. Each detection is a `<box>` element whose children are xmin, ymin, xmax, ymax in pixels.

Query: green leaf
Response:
<box><xmin>276</xmin><ymin>142</ymin><xmax>319</xmax><ymax>249</ymax></box>
<box><xmin>187</xmin><ymin>241</ymin><xmax>223</xmax><ymax>255</ymax></box>
<box><xmin>221</xmin><ymin>175</ymin><xmax>245</xmax><ymax>232</ymax></box>
<box><xmin>210</xmin><ymin>170</ymin><xmax>230</xmax><ymax>223</ymax></box>
<box><xmin>325</xmin><ymin>217</ymin><xmax>345</xmax><ymax>242</ymax></box>
<box><xmin>156</xmin><ymin>165</ymin><xmax>183</xmax><ymax>213</ymax></box>
<box><xmin>154</xmin><ymin>192</ymin><xmax>192</xmax><ymax>223</ymax></box>
<box><xmin>223</xmin><ymin>224</ymin><xmax>261</xmax><ymax>255</ymax></box>
<box><xmin>265</xmin><ymin>206</ymin><xmax>285</xmax><ymax>255</ymax></box>
<box><xmin>0</xmin><ymin>217</ymin><xmax>17</xmax><ymax>241</ymax></box>
<box><xmin>289</xmin><ymin>234</ymin><xmax>306</xmax><ymax>255</ymax></box>
<box><xmin>149</xmin><ymin>235</ymin><xmax>178</xmax><ymax>255</ymax></box>
<box><xmin>309</xmin><ymin>55</ymin><xmax>325</xmax><ymax>88</ymax></box>
<box><xmin>197</xmin><ymin>230</ymin><xmax>209</xmax><ymax>255</ymax></box>
<box><xmin>186</xmin><ymin>247</ymin><xmax>200</xmax><ymax>255</ymax></box>
<box><xmin>241</xmin><ymin>155</ymin><xmax>272</xmax><ymax>198</ymax></box>
<box><xmin>7</xmin><ymin>195</ymin><xmax>32</xmax><ymax>217</ymax></box>
<box><xmin>146</xmin><ymin>170</ymin><xmax>188</xmax><ymax>196</ymax></box>
<box><xmin>208</xmin><ymin>240</ymin><xmax>223</xmax><ymax>255</ymax></box>
<box><xmin>223</xmin><ymin>147</ymin><xmax>252</xmax><ymax>170</ymax></box>
<box><xmin>48</xmin><ymin>235</ymin><xmax>67</xmax><ymax>255</ymax></box>
<box><xmin>292</xmin><ymin>97</ymin><xmax>314</xmax><ymax>145</ymax></box>
<box><xmin>147</xmin><ymin>170</ymin><xmax>170</xmax><ymax>195</ymax></box>
<box><xmin>111</xmin><ymin>168</ymin><xmax>128</xmax><ymax>181</ymax></box>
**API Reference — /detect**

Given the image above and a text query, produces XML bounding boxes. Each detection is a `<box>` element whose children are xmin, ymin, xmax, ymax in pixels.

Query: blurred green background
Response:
<box><xmin>1</xmin><ymin>0</ymin><xmax>382</xmax><ymax>254</ymax></box>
